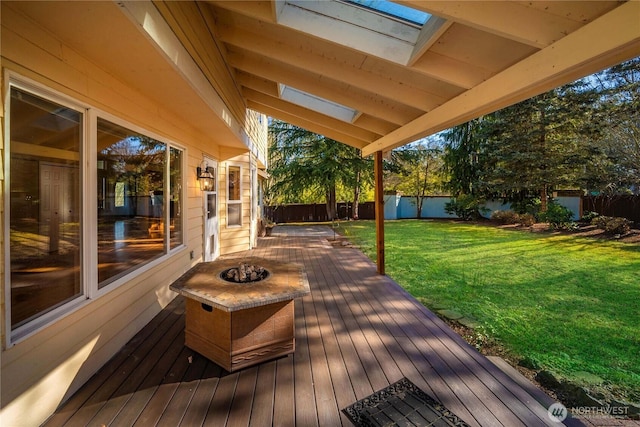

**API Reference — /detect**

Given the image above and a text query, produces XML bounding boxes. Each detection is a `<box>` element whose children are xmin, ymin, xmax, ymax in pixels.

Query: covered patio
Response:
<box><xmin>4</xmin><ymin>2</ymin><xmax>640</xmax><ymax>426</ymax></box>
<box><xmin>44</xmin><ymin>226</ymin><xmax>580</xmax><ymax>427</ymax></box>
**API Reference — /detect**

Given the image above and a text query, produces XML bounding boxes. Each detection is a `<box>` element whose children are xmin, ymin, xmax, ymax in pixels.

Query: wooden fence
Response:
<box><xmin>582</xmin><ymin>195</ymin><xmax>640</xmax><ymax>222</ymax></box>
<box><xmin>264</xmin><ymin>202</ymin><xmax>375</xmax><ymax>223</ymax></box>
<box><xmin>265</xmin><ymin>195</ymin><xmax>639</xmax><ymax>223</ymax></box>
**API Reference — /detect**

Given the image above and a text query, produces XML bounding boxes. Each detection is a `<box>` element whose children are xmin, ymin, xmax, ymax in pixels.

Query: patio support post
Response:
<box><xmin>374</xmin><ymin>150</ymin><xmax>385</xmax><ymax>275</ymax></box>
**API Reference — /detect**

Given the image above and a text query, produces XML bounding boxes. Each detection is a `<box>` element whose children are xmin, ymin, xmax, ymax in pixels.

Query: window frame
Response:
<box><xmin>4</xmin><ymin>75</ymin><xmax>91</xmax><ymax>344</ymax></box>
<box><xmin>226</xmin><ymin>163</ymin><xmax>243</xmax><ymax>228</ymax></box>
<box><xmin>90</xmin><ymin>111</ymin><xmax>187</xmax><ymax>297</ymax></box>
<box><xmin>4</xmin><ymin>73</ymin><xmax>187</xmax><ymax>346</ymax></box>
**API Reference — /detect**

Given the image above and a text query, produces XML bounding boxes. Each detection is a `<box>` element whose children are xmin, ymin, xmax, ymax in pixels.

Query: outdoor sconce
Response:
<box><xmin>197</xmin><ymin>163</ymin><xmax>215</xmax><ymax>191</ymax></box>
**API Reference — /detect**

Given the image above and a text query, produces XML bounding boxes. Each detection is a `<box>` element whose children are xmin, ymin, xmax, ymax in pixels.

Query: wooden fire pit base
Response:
<box><xmin>170</xmin><ymin>257</ymin><xmax>309</xmax><ymax>372</ymax></box>
<box><xmin>185</xmin><ymin>298</ymin><xmax>294</xmax><ymax>372</ymax></box>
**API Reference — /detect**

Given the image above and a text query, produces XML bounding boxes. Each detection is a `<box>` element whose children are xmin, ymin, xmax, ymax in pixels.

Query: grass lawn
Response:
<box><xmin>340</xmin><ymin>219</ymin><xmax>640</xmax><ymax>403</ymax></box>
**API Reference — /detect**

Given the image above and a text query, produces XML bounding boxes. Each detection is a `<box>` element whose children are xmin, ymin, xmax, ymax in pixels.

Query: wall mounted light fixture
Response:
<box><xmin>197</xmin><ymin>162</ymin><xmax>215</xmax><ymax>191</ymax></box>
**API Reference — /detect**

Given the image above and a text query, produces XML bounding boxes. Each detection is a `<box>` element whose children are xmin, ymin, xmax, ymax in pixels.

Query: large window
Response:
<box><xmin>227</xmin><ymin>165</ymin><xmax>242</xmax><ymax>226</ymax></box>
<box><xmin>9</xmin><ymin>88</ymin><xmax>83</xmax><ymax>330</ymax></box>
<box><xmin>97</xmin><ymin>118</ymin><xmax>167</xmax><ymax>287</ymax></box>
<box><xmin>6</xmin><ymin>81</ymin><xmax>185</xmax><ymax>339</ymax></box>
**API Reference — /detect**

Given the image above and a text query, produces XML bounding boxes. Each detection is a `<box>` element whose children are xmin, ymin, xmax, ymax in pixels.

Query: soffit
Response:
<box><xmin>2</xmin><ymin>1</ymin><xmax>247</xmax><ymax>150</ymax></box>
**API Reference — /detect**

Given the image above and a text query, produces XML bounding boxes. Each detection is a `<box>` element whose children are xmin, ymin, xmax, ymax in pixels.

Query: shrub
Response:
<box><xmin>445</xmin><ymin>195</ymin><xmax>488</xmax><ymax>220</ymax></box>
<box><xmin>581</xmin><ymin>211</ymin><xmax>600</xmax><ymax>222</ymax></box>
<box><xmin>518</xmin><ymin>213</ymin><xmax>536</xmax><ymax>226</ymax></box>
<box><xmin>591</xmin><ymin>216</ymin><xmax>609</xmax><ymax>229</ymax></box>
<box><xmin>538</xmin><ymin>202</ymin><xmax>575</xmax><ymax>229</ymax></box>
<box><xmin>592</xmin><ymin>216</ymin><xmax>632</xmax><ymax>235</ymax></box>
<box><xmin>491</xmin><ymin>210</ymin><xmax>537</xmax><ymax>226</ymax></box>
<box><xmin>491</xmin><ymin>210</ymin><xmax>520</xmax><ymax>224</ymax></box>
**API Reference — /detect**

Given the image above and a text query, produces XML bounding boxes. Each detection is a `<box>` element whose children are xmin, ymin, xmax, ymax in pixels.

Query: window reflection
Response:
<box><xmin>169</xmin><ymin>147</ymin><xmax>183</xmax><ymax>249</ymax></box>
<box><xmin>97</xmin><ymin>118</ymin><xmax>166</xmax><ymax>287</ymax></box>
<box><xmin>228</xmin><ymin>166</ymin><xmax>242</xmax><ymax>226</ymax></box>
<box><xmin>229</xmin><ymin>166</ymin><xmax>241</xmax><ymax>200</ymax></box>
<box><xmin>9</xmin><ymin>88</ymin><xmax>82</xmax><ymax>329</ymax></box>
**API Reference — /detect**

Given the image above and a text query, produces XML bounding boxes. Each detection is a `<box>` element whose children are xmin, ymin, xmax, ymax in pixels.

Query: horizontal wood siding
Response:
<box><xmin>0</xmin><ymin>3</ymin><xmax>254</xmax><ymax>425</ymax></box>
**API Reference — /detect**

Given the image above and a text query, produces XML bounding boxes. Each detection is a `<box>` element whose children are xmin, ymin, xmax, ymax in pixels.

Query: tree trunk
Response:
<box><xmin>539</xmin><ymin>107</ymin><xmax>548</xmax><ymax>213</ymax></box>
<box><xmin>540</xmin><ymin>186</ymin><xmax>548</xmax><ymax>212</ymax></box>
<box><xmin>353</xmin><ymin>170</ymin><xmax>361</xmax><ymax>220</ymax></box>
<box><xmin>325</xmin><ymin>185</ymin><xmax>337</xmax><ymax>220</ymax></box>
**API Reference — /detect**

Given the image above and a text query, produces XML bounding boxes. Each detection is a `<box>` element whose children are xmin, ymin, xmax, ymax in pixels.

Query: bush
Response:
<box><xmin>445</xmin><ymin>195</ymin><xmax>488</xmax><ymax>220</ymax></box>
<box><xmin>591</xmin><ymin>216</ymin><xmax>608</xmax><ymax>229</ymax></box>
<box><xmin>491</xmin><ymin>210</ymin><xmax>537</xmax><ymax>226</ymax></box>
<box><xmin>581</xmin><ymin>211</ymin><xmax>600</xmax><ymax>222</ymax></box>
<box><xmin>519</xmin><ymin>213</ymin><xmax>536</xmax><ymax>226</ymax></box>
<box><xmin>538</xmin><ymin>202</ymin><xmax>575</xmax><ymax>229</ymax></box>
<box><xmin>591</xmin><ymin>216</ymin><xmax>632</xmax><ymax>235</ymax></box>
<box><xmin>491</xmin><ymin>210</ymin><xmax>520</xmax><ymax>224</ymax></box>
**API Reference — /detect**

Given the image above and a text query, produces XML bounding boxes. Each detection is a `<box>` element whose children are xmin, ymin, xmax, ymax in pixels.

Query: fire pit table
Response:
<box><xmin>170</xmin><ymin>256</ymin><xmax>310</xmax><ymax>372</ymax></box>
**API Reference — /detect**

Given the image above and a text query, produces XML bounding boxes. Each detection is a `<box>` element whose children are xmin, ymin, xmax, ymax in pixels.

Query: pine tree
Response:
<box><xmin>267</xmin><ymin>119</ymin><xmax>372</xmax><ymax>219</ymax></box>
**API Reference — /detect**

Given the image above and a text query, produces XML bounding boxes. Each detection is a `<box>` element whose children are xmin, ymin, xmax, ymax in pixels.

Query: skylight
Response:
<box><xmin>277</xmin><ymin>1</ymin><xmax>443</xmax><ymax>65</ymax></box>
<box><xmin>347</xmin><ymin>0</ymin><xmax>431</xmax><ymax>26</ymax></box>
<box><xmin>279</xmin><ymin>85</ymin><xmax>358</xmax><ymax>123</ymax></box>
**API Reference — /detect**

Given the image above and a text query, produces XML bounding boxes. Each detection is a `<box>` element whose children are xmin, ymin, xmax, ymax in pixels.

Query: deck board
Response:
<box><xmin>154</xmin><ymin>348</ymin><xmax>209</xmax><ymax>426</ymax></box>
<box><xmin>43</xmin><ymin>227</ymin><xmax>576</xmax><ymax>427</ymax></box>
<box><xmin>248</xmin><ymin>361</ymin><xmax>276</xmax><ymax>427</ymax></box>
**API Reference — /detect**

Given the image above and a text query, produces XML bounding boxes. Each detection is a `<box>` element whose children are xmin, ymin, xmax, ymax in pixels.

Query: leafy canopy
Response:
<box><xmin>266</xmin><ymin>119</ymin><xmax>373</xmax><ymax>217</ymax></box>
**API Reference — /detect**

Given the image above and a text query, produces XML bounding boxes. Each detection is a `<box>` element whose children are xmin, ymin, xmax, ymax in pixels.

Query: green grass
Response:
<box><xmin>340</xmin><ymin>219</ymin><xmax>640</xmax><ymax>402</ymax></box>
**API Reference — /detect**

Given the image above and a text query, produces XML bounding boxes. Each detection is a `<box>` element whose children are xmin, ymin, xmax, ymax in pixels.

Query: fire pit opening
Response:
<box><xmin>220</xmin><ymin>263</ymin><xmax>270</xmax><ymax>283</ymax></box>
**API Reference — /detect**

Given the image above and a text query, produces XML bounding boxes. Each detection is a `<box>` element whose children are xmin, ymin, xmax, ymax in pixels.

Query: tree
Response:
<box><xmin>486</xmin><ymin>81</ymin><xmax>603</xmax><ymax>211</ymax></box>
<box><xmin>267</xmin><ymin>119</ymin><xmax>372</xmax><ymax>219</ymax></box>
<box><xmin>386</xmin><ymin>140</ymin><xmax>443</xmax><ymax>218</ymax></box>
<box><xmin>441</xmin><ymin>118</ymin><xmax>486</xmax><ymax>197</ymax></box>
<box><xmin>589</xmin><ymin>58</ymin><xmax>640</xmax><ymax>194</ymax></box>
<box><xmin>442</xmin><ymin>80</ymin><xmax>604</xmax><ymax>212</ymax></box>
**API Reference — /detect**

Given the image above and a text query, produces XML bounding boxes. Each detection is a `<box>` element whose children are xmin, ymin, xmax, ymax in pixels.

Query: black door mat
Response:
<box><xmin>342</xmin><ymin>377</ymin><xmax>470</xmax><ymax>427</ymax></box>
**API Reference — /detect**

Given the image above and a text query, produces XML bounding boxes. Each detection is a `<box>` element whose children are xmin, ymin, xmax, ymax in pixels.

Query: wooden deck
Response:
<box><xmin>43</xmin><ymin>226</ymin><xmax>577</xmax><ymax>427</ymax></box>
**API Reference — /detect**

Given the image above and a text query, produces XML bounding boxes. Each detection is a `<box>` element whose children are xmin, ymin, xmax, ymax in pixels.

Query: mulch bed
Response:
<box><xmin>495</xmin><ymin>222</ymin><xmax>640</xmax><ymax>244</ymax></box>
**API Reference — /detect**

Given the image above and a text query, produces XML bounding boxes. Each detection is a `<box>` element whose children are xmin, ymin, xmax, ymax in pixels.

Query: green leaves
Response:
<box><xmin>266</xmin><ymin>120</ymin><xmax>373</xmax><ymax>218</ymax></box>
<box><xmin>441</xmin><ymin>58</ymin><xmax>640</xmax><ymax>207</ymax></box>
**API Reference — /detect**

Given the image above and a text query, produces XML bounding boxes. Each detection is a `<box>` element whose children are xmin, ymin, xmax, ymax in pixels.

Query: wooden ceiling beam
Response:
<box><xmin>215</xmin><ymin>20</ymin><xmax>447</xmax><ymax>111</ymax></box>
<box><xmin>235</xmin><ymin>71</ymin><xmax>280</xmax><ymax>97</ymax></box>
<box><xmin>236</xmin><ymin>70</ymin><xmax>399</xmax><ymax>136</ymax></box>
<box><xmin>352</xmin><ymin>115</ymin><xmax>398</xmax><ymax>137</ymax></box>
<box><xmin>408</xmin><ymin>15</ymin><xmax>451</xmax><ymax>65</ymax></box>
<box><xmin>249</xmin><ymin>100</ymin><xmax>369</xmax><ymax>150</ymax></box>
<box><xmin>227</xmin><ymin>49</ymin><xmax>422</xmax><ymax>126</ymax></box>
<box><xmin>243</xmin><ymin>88</ymin><xmax>381</xmax><ymax>142</ymax></box>
<box><xmin>203</xmin><ymin>0</ymin><xmax>276</xmax><ymax>23</ymax></box>
<box><xmin>399</xmin><ymin>0</ymin><xmax>611</xmax><ymax>48</ymax></box>
<box><xmin>410</xmin><ymin>51</ymin><xmax>490</xmax><ymax>89</ymax></box>
<box><xmin>362</xmin><ymin>0</ymin><xmax>640</xmax><ymax>156</ymax></box>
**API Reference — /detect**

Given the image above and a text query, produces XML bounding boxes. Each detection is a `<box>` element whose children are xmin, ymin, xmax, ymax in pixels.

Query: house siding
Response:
<box><xmin>0</xmin><ymin>3</ymin><xmax>265</xmax><ymax>426</ymax></box>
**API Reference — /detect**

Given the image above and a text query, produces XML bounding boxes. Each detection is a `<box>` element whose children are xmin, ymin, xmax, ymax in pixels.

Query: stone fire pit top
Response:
<box><xmin>170</xmin><ymin>256</ymin><xmax>310</xmax><ymax>312</ymax></box>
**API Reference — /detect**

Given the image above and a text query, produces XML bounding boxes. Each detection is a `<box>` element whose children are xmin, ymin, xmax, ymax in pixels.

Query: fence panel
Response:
<box><xmin>582</xmin><ymin>195</ymin><xmax>640</xmax><ymax>222</ymax></box>
<box><xmin>265</xmin><ymin>202</ymin><xmax>375</xmax><ymax>222</ymax></box>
